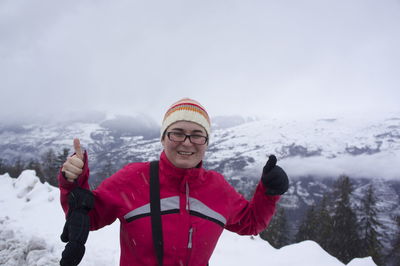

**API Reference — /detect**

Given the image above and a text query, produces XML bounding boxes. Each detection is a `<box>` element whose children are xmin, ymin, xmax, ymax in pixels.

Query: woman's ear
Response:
<box><xmin>161</xmin><ymin>131</ymin><xmax>166</xmax><ymax>148</ymax></box>
<box><xmin>161</xmin><ymin>138</ymin><xmax>165</xmax><ymax>148</ymax></box>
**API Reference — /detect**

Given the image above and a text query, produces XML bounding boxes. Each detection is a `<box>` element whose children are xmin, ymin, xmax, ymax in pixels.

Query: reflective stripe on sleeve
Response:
<box><xmin>189</xmin><ymin>197</ymin><xmax>226</xmax><ymax>227</ymax></box>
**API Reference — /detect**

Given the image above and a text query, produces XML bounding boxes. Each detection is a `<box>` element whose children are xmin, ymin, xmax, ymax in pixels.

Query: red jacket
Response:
<box><xmin>58</xmin><ymin>151</ymin><xmax>280</xmax><ymax>266</ymax></box>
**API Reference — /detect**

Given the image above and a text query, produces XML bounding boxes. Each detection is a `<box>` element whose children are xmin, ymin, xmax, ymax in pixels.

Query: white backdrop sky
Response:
<box><xmin>1</xmin><ymin>0</ymin><xmax>400</xmax><ymax>123</ymax></box>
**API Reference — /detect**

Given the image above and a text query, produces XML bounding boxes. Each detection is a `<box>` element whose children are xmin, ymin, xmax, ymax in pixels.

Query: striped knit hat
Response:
<box><xmin>161</xmin><ymin>98</ymin><xmax>211</xmax><ymax>138</ymax></box>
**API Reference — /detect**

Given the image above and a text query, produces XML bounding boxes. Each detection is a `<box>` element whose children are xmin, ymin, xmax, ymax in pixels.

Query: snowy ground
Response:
<box><xmin>0</xmin><ymin>171</ymin><xmax>376</xmax><ymax>266</ymax></box>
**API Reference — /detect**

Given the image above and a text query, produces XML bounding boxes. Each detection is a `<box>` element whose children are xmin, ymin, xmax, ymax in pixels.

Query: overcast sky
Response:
<box><xmin>1</xmin><ymin>0</ymin><xmax>400</xmax><ymax>124</ymax></box>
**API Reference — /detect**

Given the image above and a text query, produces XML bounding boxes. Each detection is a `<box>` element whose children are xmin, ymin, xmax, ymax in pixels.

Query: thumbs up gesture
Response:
<box><xmin>261</xmin><ymin>155</ymin><xmax>289</xmax><ymax>195</ymax></box>
<box><xmin>62</xmin><ymin>138</ymin><xmax>85</xmax><ymax>182</ymax></box>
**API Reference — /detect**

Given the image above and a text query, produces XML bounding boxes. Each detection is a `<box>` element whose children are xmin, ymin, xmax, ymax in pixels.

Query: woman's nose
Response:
<box><xmin>182</xmin><ymin>136</ymin><xmax>194</xmax><ymax>145</ymax></box>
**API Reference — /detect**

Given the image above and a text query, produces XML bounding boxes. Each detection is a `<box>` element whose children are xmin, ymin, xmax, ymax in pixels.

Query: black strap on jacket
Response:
<box><xmin>150</xmin><ymin>161</ymin><xmax>163</xmax><ymax>266</ymax></box>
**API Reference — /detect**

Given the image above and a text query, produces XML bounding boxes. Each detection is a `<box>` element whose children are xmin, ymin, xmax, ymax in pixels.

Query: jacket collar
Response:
<box><xmin>159</xmin><ymin>151</ymin><xmax>205</xmax><ymax>184</ymax></box>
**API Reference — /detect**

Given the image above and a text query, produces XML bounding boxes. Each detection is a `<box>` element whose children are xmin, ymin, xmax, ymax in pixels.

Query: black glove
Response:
<box><xmin>261</xmin><ymin>155</ymin><xmax>289</xmax><ymax>195</ymax></box>
<box><xmin>60</xmin><ymin>187</ymin><xmax>94</xmax><ymax>266</ymax></box>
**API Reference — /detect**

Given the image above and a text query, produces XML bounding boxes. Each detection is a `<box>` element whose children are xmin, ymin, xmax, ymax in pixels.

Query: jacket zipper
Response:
<box><xmin>186</xmin><ymin>182</ymin><xmax>190</xmax><ymax>211</ymax></box>
<box><xmin>186</xmin><ymin>227</ymin><xmax>194</xmax><ymax>265</ymax></box>
<box><xmin>186</xmin><ymin>181</ymin><xmax>193</xmax><ymax>265</ymax></box>
<box><xmin>188</xmin><ymin>227</ymin><xmax>193</xmax><ymax>249</ymax></box>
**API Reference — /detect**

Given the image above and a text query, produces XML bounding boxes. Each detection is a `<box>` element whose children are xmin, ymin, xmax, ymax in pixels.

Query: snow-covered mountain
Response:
<box><xmin>1</xmin><ymin>113</ymin><xmax>399</xmax><ymax>179</ymax></box>
<box><xmin>0</xmin><ymin>170</ymin><xmax>376</xmax><ymax>266</ymax></box>
<box><xmin>1</xmin><ymin>112</ymin><xmax>399</xmax><ymax>260</ymax></box>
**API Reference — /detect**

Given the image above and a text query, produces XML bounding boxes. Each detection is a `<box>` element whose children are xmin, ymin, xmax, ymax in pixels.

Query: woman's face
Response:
<box><xmin>161</xmin><ymin>121</ymin><xmax>208</xmax><ymax>169</ymax></box>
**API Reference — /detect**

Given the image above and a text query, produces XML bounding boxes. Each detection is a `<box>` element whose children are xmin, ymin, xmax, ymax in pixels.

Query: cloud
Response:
<box><xmin>1</xmin><ymin>0</ymin><xmax>400</xmax><ymax>122</ymax></box>
<box><xmin>280</xmin><ymin>152</ymin><xmax>400</xmax><ymax>180</ymax></box>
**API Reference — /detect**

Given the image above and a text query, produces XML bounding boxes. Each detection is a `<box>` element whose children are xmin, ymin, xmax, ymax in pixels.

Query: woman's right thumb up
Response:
<box><xmin>62</xmin><ymin>138</ymin><xmax>85</xmax><ymax>182</ymax></box>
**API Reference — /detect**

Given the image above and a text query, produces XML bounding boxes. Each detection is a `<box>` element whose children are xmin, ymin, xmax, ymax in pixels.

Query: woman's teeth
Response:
<box><xmin>178</xmin><ymin>151</ymin><xmax>193</xmax><ymax>155</ymax></box>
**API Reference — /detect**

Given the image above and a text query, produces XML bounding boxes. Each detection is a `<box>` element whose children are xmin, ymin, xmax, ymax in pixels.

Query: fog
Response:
<box><xmin>1</xmin><ymin>0</ymin><xmax>400</xmax><ymax>124</ymax></box>
<box><xmin>280</xmin><ymin>152</ymin><xmax>400</xmax><ymax>180</ymax></box>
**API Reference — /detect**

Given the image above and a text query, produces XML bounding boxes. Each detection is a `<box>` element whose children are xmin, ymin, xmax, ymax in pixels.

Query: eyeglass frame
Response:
<box><xmin>166</xmin><ymin>131</ymin><xmax>208</xmax><ymax>145</ymax></box>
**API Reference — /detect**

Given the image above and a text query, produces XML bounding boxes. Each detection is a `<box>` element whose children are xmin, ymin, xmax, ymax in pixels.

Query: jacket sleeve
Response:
<box><xmin>224</xmin><ymin>178</ymin><xmax>280</xmax><ymax>235</ymax></box>
<box><xmin>58</xmin><ymin>152</ymin><xmax>124</xmax><ymax>231</ymax></box>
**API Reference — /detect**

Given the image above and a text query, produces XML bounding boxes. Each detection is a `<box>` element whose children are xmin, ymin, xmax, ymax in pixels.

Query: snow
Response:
<box><xmin>0</xmin><ymin>171</ymin><xmax>376</xmax><ymax>266</ymax></box>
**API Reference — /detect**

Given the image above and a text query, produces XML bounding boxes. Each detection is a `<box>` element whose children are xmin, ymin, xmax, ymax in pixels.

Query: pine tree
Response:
<box><xmin>358</xmin><ymin>183</ymin><xmax>384</xmax><ymax>264</ymax></box>
<box><xmin>0</xmin><ymin>158</ymin><xmax>6</xmax><ymax>175</ymax></box>
<box><xmin>26</xmin><ymin>159</ymin><xmax>45</xmax><ymax>182</ymax></box>
<box><xmin>316</xmin><ymin>195</ymin><xmax>333</xmax><ymax>244</ymax></box>
<box><xmin>295</xmin><ymin>194</ymin><xmax>334</xmax><ymax>253</ymax></box>
<box><xmin>328</xmin><ymin>175</ymin><xmax>363</xmax><ymax>264</ymax></box>
<box><xmin>41</xmin><ymin>148</ymin><xmax>60</xmax><ymax>186</ymax></box>
<box><xmin>386</xmin><ymin>215</ymin><xmax>400</xmax><ymax>266</ymax></box>
<box><xmin>99</xmin><ymin>160</ymin><xmax>116</xmax><ymax>179</ymax></box>
<box><xmin>8</xmin><ymin>158</ymin><xmax>25</xmax><ymax>178</ymax></box>
<box><xmin>295</xmin><ymin>204</ymin><xmax>319</xmax><ymax>242</ymax></box>
<box><xmin>56</xmin><ymin>148</ymin><xmax>70</xmax><ymax>166</ymax></box>
<box><xmin>260</xmin><ymin>206</ymin><xmax>290</xmax><ymax>248</ymax></box>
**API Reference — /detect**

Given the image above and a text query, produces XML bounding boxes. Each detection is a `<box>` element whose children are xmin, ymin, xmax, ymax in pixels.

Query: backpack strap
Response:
<box><xmin>150</xmin><ymin>161</ymin><xmax>163</xmax><ymax>266</ymax></box>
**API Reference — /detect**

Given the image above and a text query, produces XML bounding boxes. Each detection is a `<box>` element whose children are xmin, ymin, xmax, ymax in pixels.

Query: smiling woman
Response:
<box><xmin>162</xmin><ymin>121</ymin><xmax>208</xmax><ymax>168</ymax></box>
<box><xmin>160</xmin><ymin>98</ymin><xmax>210</xmax><ymax>169</ymax></box>
<box><xmin>58</xmin><ymin>98</ymin><xmax>289</xmax><ymax>266</ymax></box>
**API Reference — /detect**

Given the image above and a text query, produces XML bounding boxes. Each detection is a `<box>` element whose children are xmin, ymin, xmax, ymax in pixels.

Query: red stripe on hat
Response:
<box><xmin>164</xmin><ymin>102</ymin><xmax>210</xmax><ymax>123</ymax></box>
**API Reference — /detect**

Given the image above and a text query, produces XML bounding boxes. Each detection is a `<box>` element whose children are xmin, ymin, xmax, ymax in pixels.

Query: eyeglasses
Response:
<box><xmin>166</xmin><ymin>132</ymin><xmax>208</xmax><ymax>145</ymax></box>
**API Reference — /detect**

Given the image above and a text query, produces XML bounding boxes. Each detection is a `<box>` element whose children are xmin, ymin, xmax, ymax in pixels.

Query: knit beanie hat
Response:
<box><xmin>161</xmin><ymin>98</ymin><xmax>211</xmax><ymax>138</ymax></box>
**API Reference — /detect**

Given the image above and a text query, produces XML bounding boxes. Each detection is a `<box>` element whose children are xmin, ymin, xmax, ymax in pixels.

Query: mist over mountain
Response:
<box><xmin>212</xmin><ymin>115</ymin><xmax>258</xmax><ymax>129</ymax></box>
<box><xmin>99</xmin><ymin>114</ymin><xmax>160</xmax><ymax>139</ymax></box>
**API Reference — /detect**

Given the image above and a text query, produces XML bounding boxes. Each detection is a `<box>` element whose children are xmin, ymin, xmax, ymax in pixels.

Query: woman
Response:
<box><xmin>59</xmin><ymin>98</ymin><xmax>289</xmax><ymax>266</ymax></box>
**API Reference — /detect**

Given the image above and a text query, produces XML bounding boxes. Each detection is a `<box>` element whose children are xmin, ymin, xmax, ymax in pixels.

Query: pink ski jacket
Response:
<box><xmin>58</xmin><ymin>151</ymin><xmax>280</xmax><ymax>266</ymax></box>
